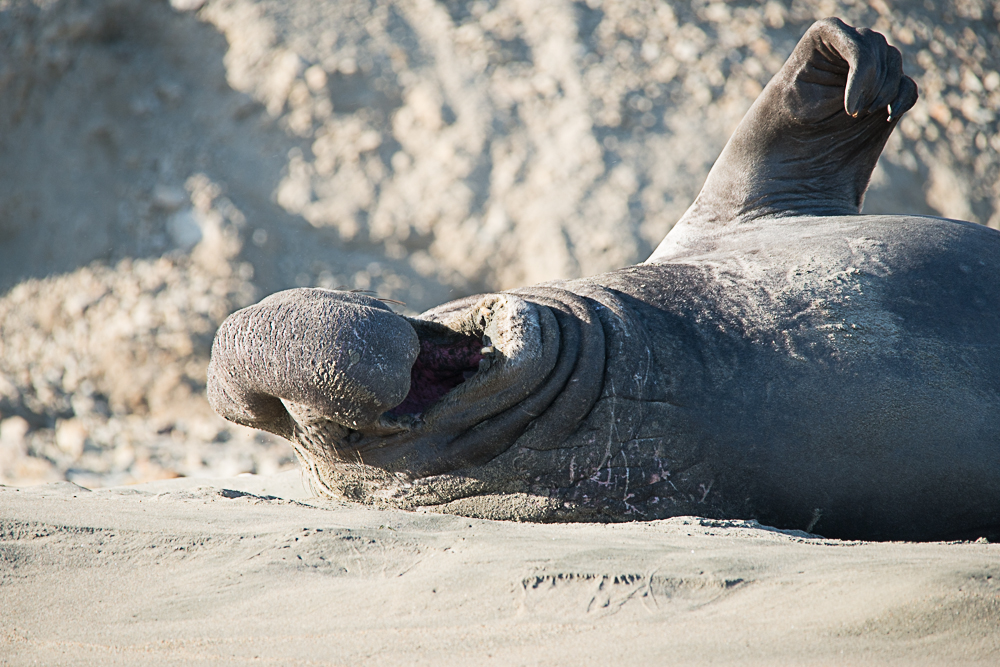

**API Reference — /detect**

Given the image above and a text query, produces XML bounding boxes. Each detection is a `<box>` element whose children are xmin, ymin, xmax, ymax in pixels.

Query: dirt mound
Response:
<box><xmin>1</xmin><ymin>0</ymin><xmax>997</xmax><ymax>486</ymax></box>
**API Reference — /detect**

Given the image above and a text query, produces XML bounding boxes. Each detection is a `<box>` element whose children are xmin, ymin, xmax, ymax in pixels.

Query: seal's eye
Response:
<box><xmin>388</xmin><ymin>334</ymin><xmax>484</xmax><ymax>416</ymax></box>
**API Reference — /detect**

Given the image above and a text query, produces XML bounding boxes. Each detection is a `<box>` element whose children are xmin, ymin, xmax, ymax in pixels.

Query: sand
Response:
<box><xmin>3</xmin><ymin>474</ymin><xmax>999</xmax><ymax>665</ymax></box>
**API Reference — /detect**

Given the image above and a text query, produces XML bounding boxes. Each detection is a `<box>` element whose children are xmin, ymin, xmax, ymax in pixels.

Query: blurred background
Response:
<box><xmin>1</xmin><ymin>0</ymin><xmax>997</xmax><ymax>487</ymax></box>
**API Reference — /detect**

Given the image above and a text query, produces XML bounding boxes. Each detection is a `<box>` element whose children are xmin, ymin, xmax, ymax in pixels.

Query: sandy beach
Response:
<box><xmin>3</xmin><ymin>474</ymin><xmax>999</xmax><ymax>665</ymax></box>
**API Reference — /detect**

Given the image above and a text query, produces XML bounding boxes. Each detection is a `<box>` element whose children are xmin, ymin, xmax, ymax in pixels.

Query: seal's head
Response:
<box><xmin>207</xmin><ymin>288</ymin><xmax>558</xmax><ymax>492</ymax></box>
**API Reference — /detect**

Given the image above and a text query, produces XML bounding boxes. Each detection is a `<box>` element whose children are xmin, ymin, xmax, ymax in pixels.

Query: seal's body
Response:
<box><xmin>208</xmin><ymin>20</ymin><xmax>1000</xmax><ymax>541</ymax></box>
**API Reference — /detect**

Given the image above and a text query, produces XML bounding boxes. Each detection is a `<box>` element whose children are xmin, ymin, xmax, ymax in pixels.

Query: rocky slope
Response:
<box><xmin>1</xmin><ymin>0</ymin><xmax>997</xmax><ymax>486</ymax></box>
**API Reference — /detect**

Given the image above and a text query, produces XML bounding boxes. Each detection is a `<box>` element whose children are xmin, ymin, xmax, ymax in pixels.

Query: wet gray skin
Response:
<box><xmin>209</xmin><ymin>19</ymin><xmax>1000</xmax><ymax>541</ymax></box>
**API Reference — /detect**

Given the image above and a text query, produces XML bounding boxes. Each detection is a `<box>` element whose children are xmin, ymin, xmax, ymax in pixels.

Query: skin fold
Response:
<box><xmin>208</xmin><ymin>19</ymin><xmax>1000</xmax><ymax>541</ymax></box>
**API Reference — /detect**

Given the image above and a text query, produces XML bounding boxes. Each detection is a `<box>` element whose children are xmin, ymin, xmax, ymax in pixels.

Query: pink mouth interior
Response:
<box><xmin>389</xmin><ymin>335</ymin><xmax>485</xmax><ymax>416</ymax></box>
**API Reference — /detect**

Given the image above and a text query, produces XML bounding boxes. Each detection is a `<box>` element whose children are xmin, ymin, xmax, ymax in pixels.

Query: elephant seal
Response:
<box><xmin>208</xmin><ymin>19</ymin><xmax>1000</xmax><ymax>541</ymax></box>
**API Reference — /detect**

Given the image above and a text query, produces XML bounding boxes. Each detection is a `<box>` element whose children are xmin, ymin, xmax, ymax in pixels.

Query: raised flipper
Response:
<box><xmin>651</xmin><ymin>18</ymin><xmax>917</xmax><ymax>258</ymax></box>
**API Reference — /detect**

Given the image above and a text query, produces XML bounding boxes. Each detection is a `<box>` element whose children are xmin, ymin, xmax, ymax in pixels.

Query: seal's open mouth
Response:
<box><xmin>389</xmin><ymin>334</ymin><xmax>486</xmax><ymax>417</ymax></box>
<box><xmin>338</xmin><ymin>292</ymin><xmax>558</xmax><ymax>475</ymax></box>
